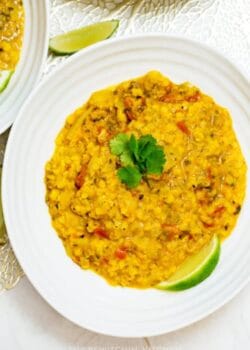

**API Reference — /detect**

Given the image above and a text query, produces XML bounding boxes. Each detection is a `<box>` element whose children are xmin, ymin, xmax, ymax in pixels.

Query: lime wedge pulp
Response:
<box><xmin>156</xmin><ymin>235</ymin><xmax>220</xmax><ymax>291</ymax></box>
<box><xmin>49</xmin><ymin>20</ymin><xmax>119</xmax><ymax>55</ymax></box>
<box><xmin>0</xmin><ymin>70</ymin><xmax>14</xmax><ymax>93</ymax></box>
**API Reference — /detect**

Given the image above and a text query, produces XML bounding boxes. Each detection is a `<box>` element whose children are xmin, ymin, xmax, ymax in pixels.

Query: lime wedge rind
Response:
<box><xmin>49</xmin><ymin>20</ymin><xmax>119</xmax><ymax>55</ymax></box>
<box><xmin>155</xmin><ymin>236</ymin><xmax>220</xmax><ymax>291</ymax></box>
<box><xmin>0</xmin><ymin>70</ymin><xmax>14</xmax><ymax>93</ymax></box>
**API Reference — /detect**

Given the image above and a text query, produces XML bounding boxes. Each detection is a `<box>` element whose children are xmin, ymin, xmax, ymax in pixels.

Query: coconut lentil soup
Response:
<box><xmin>45</xmin><ymin>71</ymin><xmax>247</xmax><ymax>289</ymax></box>
<box><xmin>0</xmin><ymin>0</ymin><xmax>24</xmax><ymax>70</ymax></box>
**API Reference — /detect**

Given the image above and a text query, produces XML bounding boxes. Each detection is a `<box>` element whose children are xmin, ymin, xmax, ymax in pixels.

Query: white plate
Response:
<box><xmin>2</xmin><ymin>35</ymin><xmax>250</xmax><ymax>337</ymax></box>
<box><xmin>0</xmin><ymin>0</ymin><xmax>49</xmax><ymax>134</ymax></box>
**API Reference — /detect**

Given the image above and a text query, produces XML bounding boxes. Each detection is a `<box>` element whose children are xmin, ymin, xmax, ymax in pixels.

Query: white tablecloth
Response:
<box><xmin>1</xmin><ymin>278</ymin><xmax>250</xmax><ymax>349</ymax></box>
<box><xmin>1</xmin><ymin>0</ymin><xmax>250</xmax><ymax>348</ymax></box>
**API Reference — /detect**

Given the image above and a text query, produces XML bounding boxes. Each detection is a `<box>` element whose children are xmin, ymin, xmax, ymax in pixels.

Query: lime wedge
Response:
<box><xmin>49</xmin><ymin>20</ymin><xmax>119</xmax><ymax>55</ymax></box>
<box><xmin>0</xmin><ymin>167</ymin><xmax>7</xmax><ymax>245</ymax></box>
<box><xmin>0</xmin><ymin>70</ymin><xmax>14</xmax><ymax>93</ymax></box>
<box><xmin>156</xmin><ymin>236</ymin><xmax>220</xmax><ymax>291</ymax></box>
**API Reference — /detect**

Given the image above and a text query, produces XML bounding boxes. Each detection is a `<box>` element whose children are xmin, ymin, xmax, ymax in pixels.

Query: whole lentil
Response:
<box><xmin>0</xmin><ymin>0</ymin><xmax>24</xmax><ymax>70</ymax></box>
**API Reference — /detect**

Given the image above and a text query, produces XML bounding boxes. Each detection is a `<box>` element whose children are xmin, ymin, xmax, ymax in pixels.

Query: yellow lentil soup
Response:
<box><xmin>0</xmin><ymin>0</ymin><xmax>24</xmax><ymax>70</ymax></box>
<box><xmin>45</xmin><ymin>71</ymin><xmax>247</xmax><ymax>289</ymax></box>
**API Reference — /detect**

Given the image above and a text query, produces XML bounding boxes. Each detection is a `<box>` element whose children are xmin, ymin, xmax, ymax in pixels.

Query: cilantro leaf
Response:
<box><xmin>138</xmin><ymin>135</ymin><xmax>157</xmax><ymax>160</ymax></box>
<box><xmin>117</xmin><ymin>166</ymin><xmax>142</xmax><ymax>188</ymax></box>
<box><xmin>120</xmin><ymin>150</ymin><xmax>134</xmax><ymax>166</ymax></box>
<box><xmin>128</xmin><ymin>134</ymin><xmax>139</xmax><ymax>161</ymax></box>
<box><xmin>140</xmin><ymin>142</ymin><xmax>155</xmax><ymax>160</ymax></box>
<box><xmin>109</xmin><ymin>133</ymin><xmax>129</xmax><ymax>156</ymax></box>
<box><xmin>138</xmin><ymin>134</ymin><xmax>156</xmax><ymax>150</ymax></box>
<box><xmin>109</xmin><ymin>133</ymin><xmax>166</xmax><ymax>188</ymax></box>
<box><xmin>110</xmin><ymin>133</ymin><xmax>134</xmax><ymax>166</ymax></box>
<box><xmin>146</xmin><ymin>147</ymin><xmax>166</xmax><ymax>174</ymax></box>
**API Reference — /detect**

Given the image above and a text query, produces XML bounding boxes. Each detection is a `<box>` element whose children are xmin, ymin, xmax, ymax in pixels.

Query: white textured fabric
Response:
<box><xmin>0</xmin><ymin>0</ymin><xmax>250</xmax><ymax>347</ymax></box>
<box><xmin>1</xmin><ymin>0</ymin><xmax>250</xmax><ymax>300</ymax></box>
<box><xmin>48</xmin><ymin>0</ymin><xmax>250</xmax><ymax>79</ymax></box>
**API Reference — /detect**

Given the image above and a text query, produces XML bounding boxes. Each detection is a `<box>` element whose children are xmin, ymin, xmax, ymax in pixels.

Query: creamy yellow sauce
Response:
<box><xmin>45</xmin><ymin>71</ymin><xmax>247</xmax><ymax>288</ymax></box>
<box><xmin>0</xmin><ymin>0</ymin><xmax>24</xmax><ymax>70</ymax></box>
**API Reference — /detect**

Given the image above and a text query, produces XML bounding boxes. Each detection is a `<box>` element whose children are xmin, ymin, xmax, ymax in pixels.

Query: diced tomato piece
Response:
<box><xmin>139</xmin><ymin>96</ymin><xmax>146</xmax><ymax>106</ymax></box>
<box><xmin>159</xmin><ymin>94</ymin><xmax>175</xmax><ymax>103</ymax></box>
<box><xmin>202</xmin><ymin>221</ymin><xmax>214</xmax><ymax>228</ymax></box>
<box><xmin>101</xmin><ymin>257</ymin><xmax>109</xmax><ymax>264</ymax></box>
<box><xmin>75</xmin><ymin>165</ymin><xmax>87</xmax><ymax>189</ymax></box>
<box><xmin>162</xmin><ymin>224</ymin><xmax>179</xmax><ymax>234</ymax></box>
<box><xmin>159</xmin><ymin>84</ymin><xmax>174</xmax><ymax>102</ymax></box>
<box><xmin>125</xmin><ymin>109</ymin><xmax>135</xmax><ymax>121</ymax></box>
<box><xmin>176</xmin><ymin>121</ymin><xmax>190</xmax><ymax>135</ymax></box>
<box><xmin>199</xmin><ymin>199</ymin><xmax>208</xmax><ymax>206</ymax></box>
<box><xmin>212</xmin><ymin>206</ymin><xmax>225</xmax><ymax>217</ymax></box>
<box><xmin>93</xmin><ymin>227</ymin><xmax>109</xmax><ymax>239</ymax></box>
<box><xmin>124</xmin><ymin>97</ymin><xmax>133</xmax><ymax>108</ymax></box>
<box><xmin>115</xmin><ymin>248</ymin><xmax>127</xmax><ymax>259</ymax></box>
<box><xmin>186</xmin><ymin>91</ymin><xmax>201</xmax><ymax>102</ymax></box>
<box><xmin>162</xmin><ymin>224</ymin><xmax>180</xmax><ymax>239</ymax></box>
<box><xmin>207</xmin><ymin>167</ymin><xmax>212</xmax><ymax>180</ymax></box>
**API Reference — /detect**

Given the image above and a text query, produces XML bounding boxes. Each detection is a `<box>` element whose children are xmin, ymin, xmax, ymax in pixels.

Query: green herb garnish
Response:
<box><xmin>109</xmin><ymin>133</ymin><xmax>166</xmax><ymax>188</ymax></box>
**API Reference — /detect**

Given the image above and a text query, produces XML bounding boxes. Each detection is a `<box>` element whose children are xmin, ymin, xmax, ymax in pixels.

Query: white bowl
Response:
<box><xmin>0</xmin><ymin>0</ymin><xmax>49</xmax><ymax>133</ymax></box>
<box><xmin>2</xmin><ymin>35</ymin><xmax>250</xmax><ymax>337</ymax></box>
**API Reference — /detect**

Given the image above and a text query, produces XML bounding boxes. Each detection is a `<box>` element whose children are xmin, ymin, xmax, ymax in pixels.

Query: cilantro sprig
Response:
<box><xmin>109</xmin><ymin>133</ymin><xmax>166</xmax><ymax>188</ymax></box>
